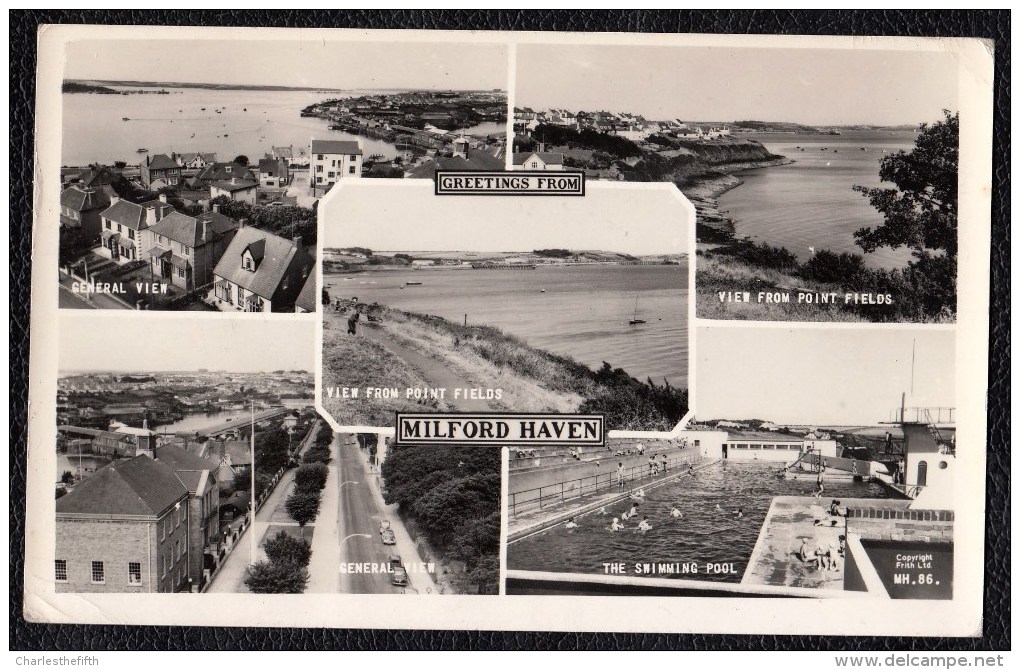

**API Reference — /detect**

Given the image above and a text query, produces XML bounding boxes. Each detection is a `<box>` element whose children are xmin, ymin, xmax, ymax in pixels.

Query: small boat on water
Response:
<box><xmin>136</xmin><ymin>148</ymin><xmax>148</xmax><ymax>153</ymax></box>
<box><xmin>404</xmin><ymin>281</ymin><xmax>423</xmax><ymax>286</ymax></box>
<box><xmin>629</xmin><ymin>295</ymin><xmax>646</xmax><ymax>325</ymax></box>
<box><xmin>122</xmin><ymin>117</ymin><xmax>129</xmax><ymax>121</ymax></box>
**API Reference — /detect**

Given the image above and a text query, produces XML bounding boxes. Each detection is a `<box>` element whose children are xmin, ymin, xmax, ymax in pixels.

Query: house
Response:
<box><xmin>59</xmin><ymin>185</ymin><xmax>110</xmax><ymax>244</ymax></box>
<box><xmin>189</xmin><ymin>162</ymin><xmax>257</xmax><ymax>188</ymax></box>
<box><xmin>173</xmin><ymin>152</ymin><xmax>217</xmax><ymax>170</ymax></box>
<box><xmin>294</xmin><ymin>272</ymin><xmax>317</xmax><ymax>314</ymax></box>
<box><xmin>406</xmin><ymin>141</ymin><xmax>505</xmax><ymax>179</ymax></box>
<box><xmin>258</xmin><ymin>158</ymin><xmax>290</xmax><ymax>188</ymax></box>
<box><xmin>211</xmin><ymin>225</ymin><xmax>315</xmax><ymax>313</ymax></box>
<box><xmin>512</xmin><ymin>152</ymin><xmax>565</xmax><ymax>171</ymax></box>
<box><xmin>310</xmin><ymin>139</ymin><xmax>363</xmax><ymax>191</ymax></box>
<box><xmin>55</xmin><ymin>455</ymin><xmax>191</xmax><ymax>593</ymax></box>
<box><xmin>98</xmin><ymin>195</ymin><xmax>174</xmax><ymax>264</ymax></box>
<box><xmin>145</xmin><ymin>206</ymin><xmax>240</xmax><ymax>290</ymax></box>
<box><xmin>140</xmin><ymin>154</ymin><xmax>182</xmax><ymax>189</ymax></box>
<box><xmin>66</xmin><ymin>165</ymin><xmax>116</xmax><ymax>190</ymax></box>
<box><xmin>209</xmin><ymin>178</ymin><xmax>258</xmax><ymax>204</ymax></box>
<box><xmin>152</xmin><ymin>445</ymin><xmax>221</xmax><ymax>587</ymax></box>
<box><xmin>270</xmin><ymin>146</ymin><xmax>296</xmax><ymax>165</ymax></box>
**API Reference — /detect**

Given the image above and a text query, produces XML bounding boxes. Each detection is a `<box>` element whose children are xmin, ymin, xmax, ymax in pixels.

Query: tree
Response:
<box><xmin>293</xmin><ymin>463</ymin><xmax>329</xmax><ymax>492</ymax></box>
<box><xmin>234</xmin><ymin>155</ymin><xmax>250</xmax><ymax>166</ymax></box>
<box><xmin>285</xmin><ymin>489</ymin><xmax>321</xmax><ymax>528</ymax></box>
<box><xmin>263</xmin><ymin>531</ymin><xmax>312</xmax><ymax>568</ymax></box>
<box><xmin>853</xmin><ymin>110</ymin><xmax>959</xmax><ymax>259</ymax></box>
<box><xmin>322</xmin><ymin>288</ymin><xmax>331</xmax><ymax>306</ymax></box>
<box><xmin>244</xmin><ymin>560</ymin><xmax>308</xmax><ymax>594</ymax></box>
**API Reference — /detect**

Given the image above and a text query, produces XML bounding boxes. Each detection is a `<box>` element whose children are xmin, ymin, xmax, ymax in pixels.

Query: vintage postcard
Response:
<box><xmin>24</xmin><ymin>26</ymin><xmax>992</xmax><ymax>637</ymax></box>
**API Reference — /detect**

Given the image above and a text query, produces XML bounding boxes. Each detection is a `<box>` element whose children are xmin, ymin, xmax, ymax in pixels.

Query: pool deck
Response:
<box><xmin>742</xmin><ymin>495</ymin><xmax>850</xmax><ymax>591</ymax></box>
<box><xmin>507</xmin><ymin>459</ymin><xmax>720</xmax><ymax>542</ymax></box>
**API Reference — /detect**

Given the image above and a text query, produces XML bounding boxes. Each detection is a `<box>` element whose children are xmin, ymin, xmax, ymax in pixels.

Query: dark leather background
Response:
<box><xmin>10</xmin><ymin>9</ymin><xmax>1010</xmax><ymax>651</ymax></box>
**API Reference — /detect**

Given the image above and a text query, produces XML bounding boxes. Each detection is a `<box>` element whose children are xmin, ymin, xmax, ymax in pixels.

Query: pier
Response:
<box><xmin>470</xmin><ymin>263</ymin><xmax>536</xmax><ymax>270</ymax></box>
<box><xmin>192</xmin><ymin>406</ymin><xmax>292</xmax><ymax>438</ymax></box>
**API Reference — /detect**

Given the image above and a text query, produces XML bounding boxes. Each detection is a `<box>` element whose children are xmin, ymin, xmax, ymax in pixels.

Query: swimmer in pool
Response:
<box><xmin>670</xmin><ymin>506</ymin><xmax>682</xmax><ymax>519</ymax></box>
<box><xmin>637</xmin><ymin>516</ymin><xmax>652</xmax><ymax>532</ymax></box>
<box><xmin>610</xmin><ymin>517</ymin><xmax>624</xmax><ymax>531</ymax></box>
<box><xmin>623</xmin><ymin>503</ymin><xmax>640</xmax><ymax>519</ymax></box>
<box><xmin>688</xmin><ymin>465</ymin><xmax>696</xmax><ymax>478</ymax></box>
<box><xmin>596</xmin><ymin>506</ymin><xmax>608</xmax><ymax>515</ymax></box>
<box><xmin>735</xmin><ymin>509</ymin><xmax>744</xmax><ymax>518</ymax></box>
<box><xmin>631</xmin><ymin>488</ymin><xmax>645</xmax><ymax>500</ymax></box>
<box><xmin>564</xmin><ymin>517</ymin><xmax>578</xmax><ymax>529</ymax></box>
<box><xmin>715</xmin><ymin>503</ymin><xmax>723</xmax><ymax>512</ymax></box>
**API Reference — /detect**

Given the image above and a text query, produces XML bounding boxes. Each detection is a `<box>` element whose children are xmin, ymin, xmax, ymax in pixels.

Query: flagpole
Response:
<box><xmin>249</xmin><ymin>399</ymin><xmax>256</xmax><ymax>567</ymax></box>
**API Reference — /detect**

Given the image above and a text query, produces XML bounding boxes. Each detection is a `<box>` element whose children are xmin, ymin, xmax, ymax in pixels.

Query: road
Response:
<box><xmin>58</xmin><ymin>276</ymin><xmax>130</xmax><ymax>309</ymax></box>
<box><xmin>334</xmin><ymin>434</ymin><xmax>438</xmax><ymax>594</ymax></box>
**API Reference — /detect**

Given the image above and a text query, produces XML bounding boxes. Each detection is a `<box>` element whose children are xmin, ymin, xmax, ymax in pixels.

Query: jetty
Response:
<box><xmin>471</xmin><ymin>263</ymin><xmax>536</xmax><ymax>270</ymax></box>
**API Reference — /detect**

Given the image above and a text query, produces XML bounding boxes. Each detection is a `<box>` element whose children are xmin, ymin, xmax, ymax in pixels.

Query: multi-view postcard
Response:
<box><xmin>24</xmin><ymin>26</ymin><xmax>992</xmax><ymax>637</ymax></box>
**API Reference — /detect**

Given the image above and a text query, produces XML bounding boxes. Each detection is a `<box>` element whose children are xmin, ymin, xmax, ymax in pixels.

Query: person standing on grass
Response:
<box><xmin>347</xmin><ymin>309</ymin><xmax>360</xmax><ymax>335</ymax></box>
<box><xmin>617</xmin><ymin>462</ymin><xmax>625</xmax><ymax>489</ymax></box>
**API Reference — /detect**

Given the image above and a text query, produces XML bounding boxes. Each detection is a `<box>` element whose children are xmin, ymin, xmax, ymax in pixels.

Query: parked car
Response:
<box><xmin>381</xmin><ymin>529</ymin><xmax>396</xmax><ymax>545</ymax></box>
<box><xmin>379</xmin><ymin>519</ymin><xmax>391</xmax><ymax>534</ymax></box>
<box><xmin>389</xmin><ymin>555</ymin><xmax>408</xmax><ymax>587</ymax></box>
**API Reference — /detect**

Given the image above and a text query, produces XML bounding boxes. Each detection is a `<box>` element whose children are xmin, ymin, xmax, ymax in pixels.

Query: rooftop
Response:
<box><xmin>311</xmin><ymin>139</ymin><xmax>363</xmax><ymax>155</ymax></box>
<box><xmin>56</xmin><ymin>455</ymin><xmax>188</xmax><ymax>518</ymax></box>
<box><xmin>213</xmin><ymin>226</ymin><xmax>312</xmax><ymax>300</ymax></box>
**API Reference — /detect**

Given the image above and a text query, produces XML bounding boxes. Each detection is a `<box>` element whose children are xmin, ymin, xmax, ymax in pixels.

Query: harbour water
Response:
<box><xmin>719</xmin><ymin>130</ymin><xmax>919</xmax><ymax>270</ymax></box>
<box><xmin>506</xmin><ymin>461</ymin><xmax>897</xmax><ymax>582</ymax></box>
<box><xmin>61</xmin><ymin>87</ymin><xmax>504</xmax><ymax>166</ymax></box>
<box><xmin>326</xmin><ymin>263</ymin><xmax>688</xmax><ymax>385</ymax></box>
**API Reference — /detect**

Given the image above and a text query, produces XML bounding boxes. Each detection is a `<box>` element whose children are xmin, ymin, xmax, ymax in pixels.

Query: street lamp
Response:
<box><xmin>249</xmin><ymin>400</ymin><xmax>256</xmax><ymax>567</ymax></box>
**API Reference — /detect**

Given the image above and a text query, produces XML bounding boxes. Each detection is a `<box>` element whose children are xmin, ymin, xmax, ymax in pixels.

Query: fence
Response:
<box><xmin>508</xmin><ymin>451</ymin><xmax>700</xmax><ymax>517</ymax></box>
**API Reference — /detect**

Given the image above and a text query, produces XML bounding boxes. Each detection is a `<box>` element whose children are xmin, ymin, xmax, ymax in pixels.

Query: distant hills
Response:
<box><xmin>65</xmin><ymin>79</ymin><xmax>349</xmax><ymax>92</ymax></box>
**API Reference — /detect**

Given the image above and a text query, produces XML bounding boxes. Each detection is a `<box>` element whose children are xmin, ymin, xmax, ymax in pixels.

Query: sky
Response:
<box><xmin>323</xmin><ymin>182</ymin><xmax>690</xmax><ymax>256</ymax></box>
<box><xmin>59</xmin><ymin>317</ymin><xmax>315</xmax><ymax>373</ymax></box>
<box><xmin>64</xmin><ymin>38</ymin><xmax>507</xmax><ymax>91</ymax></box>
<box><xmin>696</xmin><ymin>327</ymin><xmax>955</xmax><ymax>426</ymax></box>
<box><xmin>517</xmin><ymin>44</ymin><xmax>959</xmax><ymax>127</ymax></box>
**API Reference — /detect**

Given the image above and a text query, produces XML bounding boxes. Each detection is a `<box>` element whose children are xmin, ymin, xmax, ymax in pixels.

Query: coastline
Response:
<box><xmin>678</xmin><ymin>156</ymin><xmax>793</xmax><ymax>243</ymax></box>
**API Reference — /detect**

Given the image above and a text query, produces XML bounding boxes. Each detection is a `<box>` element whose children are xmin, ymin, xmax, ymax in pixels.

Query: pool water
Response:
<box><xmin>506</xmin><ymin>461</ymin><xmax>899</xmax><ymax>582</ymax></box>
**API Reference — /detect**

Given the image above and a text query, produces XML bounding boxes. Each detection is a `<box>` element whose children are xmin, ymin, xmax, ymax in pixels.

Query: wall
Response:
<box><xmin>56</xmin><ymin>517</ymin><xmax>155</xmax><ymax>593</ymax></box>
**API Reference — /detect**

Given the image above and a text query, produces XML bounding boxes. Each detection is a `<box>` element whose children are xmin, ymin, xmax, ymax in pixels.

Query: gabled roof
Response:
<box><xmin>245</xmin><ymin>239</ymin><xmax>266</xmax><ymax>262</ymax></box>
<box><xmin>56</xmin><ymin>455</ymin><xmax>188</xmax><ymax>518</ymax></box>
<box><xmin>210</xmin><ymin>179</ymin><xmax>257</xmax><ymax>192</ymax></box>
<box><xmin>146</xmin><ymin>154</ymin><xmax>179</xmax><ymax>171</ymax></box>
<box><xmin>294</xmin><ymin>272</ymin><xmax>317</xmax><ymax>312</ymax></box>
<box><xmin>310</xmin><ymin>139</ymin><xmax>362</xmax><ymax>155</ymax></box>
<box><xmin>512</xmin><ymin>152</ymin><xmax>565</xmax><ymax>166</ymax></box>
<box><xmin>213</xmin><ymin>226</ymin><xmax>313</xmax><ymax>300</ymax></box>
<box><xmin>195</xmin><ymin>162</ymin><xmax>256</xmax><ymax>183</ymax></box>
<box><xmin>272</xmin><ymin>146</ymin><xmax>294</xmax><ymax>159</ymax></box>
<box><xmin>406</xmin><ymin>149</ymin><xmax>506</xmax><ymax>179</ymax></box>
<box><xmin>60</xmin><ymin>186</ymin><xmax>110</xmax><ymax>213</ymax></box>
<box><xmin>99</xmin><ymin>199</ymin><xmax>174</xmax><ymax>230</ymax></box>
<box><xmin>258</xmin><ymin>158</ymin><xmax>286</xmax><ymax>174</ymax></box>
<box><xmin>177</xmin><ymin>152</ymin><xmax>216</xmax><ymax>164</ymax></box>
<box><xmin>154</xmin><ymin>444</ymin><xmax>218</xmax><ymax>494</ymax></box>
<box><xmin>147</xmin><ymin>211</ymin><xmax>239</xmax><ymax>247</ymax></box>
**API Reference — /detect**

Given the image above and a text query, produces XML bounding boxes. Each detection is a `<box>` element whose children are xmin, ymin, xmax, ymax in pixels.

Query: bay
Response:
<box><xmin>325</xmin><ymin>263</ymin><xmax>689</xmax><ymax>386</ymax></box>
<box><xmin>718</xmin><ymin>130</ymin><xmax>919</xmax><ymax>270</ymax></box>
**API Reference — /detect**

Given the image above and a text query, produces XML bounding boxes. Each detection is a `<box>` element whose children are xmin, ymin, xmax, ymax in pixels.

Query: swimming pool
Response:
<box><xmin>506</xmin><ymin>461</ymin><xmax>900</xmax><ymax>582</ymax></box>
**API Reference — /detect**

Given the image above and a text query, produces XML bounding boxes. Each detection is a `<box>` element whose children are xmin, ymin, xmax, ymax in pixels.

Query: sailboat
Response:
<box><xmin>629</xmin><ymin>295</ymin><xmax>646</xmax><ymax>325</ymax></box>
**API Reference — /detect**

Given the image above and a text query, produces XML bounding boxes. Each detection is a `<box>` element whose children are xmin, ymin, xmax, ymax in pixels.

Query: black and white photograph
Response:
<box><xmin>507</xmin><ymin>326</ymin><xmax>955</xmax><ymax>600</ymax></box>
<box><xmin>318</xmin><ymin>182</ymin><xmax>691</xmax><ymax>433</ymax></box>
<box><xmin>513</xmin><ymin>43</ymin><xmax>961</xmax><ymax>323</ymax></box>
<box><xmin>56</xmin><ymin>34</ymin><xmax>507</xmax><ymax>311</ymax></box>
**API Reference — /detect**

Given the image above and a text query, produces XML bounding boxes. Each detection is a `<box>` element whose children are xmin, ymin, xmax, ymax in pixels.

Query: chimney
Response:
<box><xmin>239</xmin><ymin>218</ymin><xmax>247</xmax><ymax>228</ymax></box>
<box><xmin>146</xmin><ymin>205</ymin><xmax>157</xmax><ymax>227</ymax></box>
<box><xmin>293</xmin><ymin>236</ymin><xmax>302</xmax><ymax>250</ymax></box>
<box><xmin>110</xmin><ymin>194</ymin><xmax>120</xmax><ymax>206</ymax></box>
<box><xmin>212</xmin><ymin>203</ymin><xmax>220</xmax><ymax>214</ymax></box>
<box><xmin>158</xmin><ymin>193</ymin><xmax>168</xmax><ymax>204</ymax></box>
<box><xmin>231</xmin><ymin>177</ymin><xmax>238</xmax><ymax>185</ymax></box>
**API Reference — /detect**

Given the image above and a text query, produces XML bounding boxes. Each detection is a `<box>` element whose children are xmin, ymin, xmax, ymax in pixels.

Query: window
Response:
<box><xmin>315</xmin><ymin>165</ymin><xmax>323</xmax><ymax>173</ymax></box>
<box><xmin>331</xmin><ymin>160</ymin><xmax>337</xmax><ymax>168</ymax></box>
<box><xmin>177</xmin><ymin>267</ymin><xmax>185</xmax><ymax>279</ymax></box>
<box><xmin>349</xmin><ymin>155</ymin><xmax>358</xmax><ymax>161</ymax></box>
<box><xmin>128</xmin><ymin>562</ymin><xmax>141</xmax><ymax>585</ymax></box>
<box><xmin>244</xmin><ymin>257</ymin><xmax>253</xmax><ymax>271</ymax></box>
<box><xmin>530</xmin><ymin>161</ymin><xmax>539</xmax><ymax>169</ymax></box>
<box><xmin>176</xmin><ymin>540</ymin><xmax>182</xmax><ymax>561</ymax></box>
<box><xmin>105</xmin><ymin>220</ymin><xmax>111</xmax><ymax>230</ymax></box>
<box><xmin>225</xmin><ymin>166</ymin><xmax>232</xmax><ymax>173</ymax></box>
<box><xmin>91</xmin><ymin>561</ymin><xmax>105</xmax><ymax>584</ymax></box>
<box><xmin>159</xmin><ymin>519</ymin><xmax>165</xmax><ymax>540</ymax></box>
<box><xmin>316</xmin><ymin>176</ymin><xmax>323</xmax><ymax>183</ymax></box>
<box><xmin>161</xmin><ymin>555</ymin><xmax>166</xmax><ymax>577</ymax></box>
<box><xmin>181</xmin><ymin>244</ymin><xmax>190</xmax><ymax>255</ymax></box>
<box><xmin>316</xmin><ymin>154</ymin><xmax>323</xmax><ymax>160</ymax></box>
<box><xmin>348</xmin><ymin>166</ymin><xmax>356</xmax><ymax>174</ymax></box>
<box><xmin>55</xmin><ymin>560</ymin><xmax>67</xmax><ymax>582</ymax></box>
<box><xmin>128</xmin><ymin>229</ymin><xmax>135</xmax><ymax>240</ymax></box>
<box><xmin>328</xmin><ymin>172</ymin><xmax>335</xmax><ymax>179</ymax></box>
<box><xmin>175</xmin><ymin>508</ymin><xmax>181</xmax><ymax>527</ymax></box>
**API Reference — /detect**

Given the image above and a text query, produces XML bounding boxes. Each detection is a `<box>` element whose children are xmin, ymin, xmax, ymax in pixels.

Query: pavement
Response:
<box><xmin>334</xmin><ymin>433</ymin><xmax>439</xmax><ymax>594</ymax></box>
<box><xmin>359</xmin><ymin>322</ymin><xmax>493</xmax><ymax>412</ymax></box>
<box><xmin>206</xmin><ymin>422</ymin><xmax>322</xmax><ymax>593</ymax></box>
